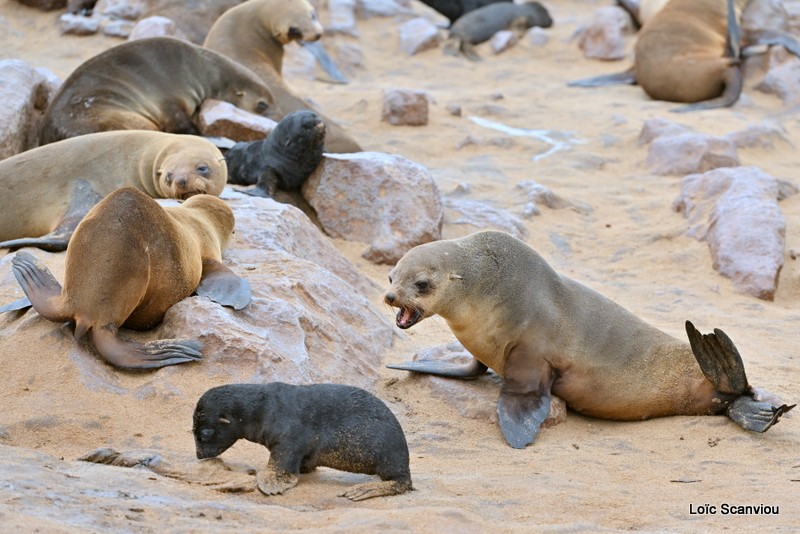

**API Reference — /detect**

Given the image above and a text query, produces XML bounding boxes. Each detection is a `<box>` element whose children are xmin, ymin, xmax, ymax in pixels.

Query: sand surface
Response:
<box><xmin>1</xmin><ymin>0</ymin><xmax>799</xmax><ymax>531</ymax></box>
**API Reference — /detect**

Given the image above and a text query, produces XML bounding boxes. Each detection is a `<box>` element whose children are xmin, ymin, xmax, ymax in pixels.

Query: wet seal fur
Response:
<box><xmin>0</xmin><ymin>131</ymin><xmax>227</xmax><ymax>252</ymax></box>
<box><xmin>193</xmin><ymin>382</ymin><xmax>412</xmax><ymax>501</ymax></box>
<box><xmin>385</xmin><ymin>231</ymin><xmax>795</xmax><ymax>448</ymax></box>
<box><xmin>1</xmin><ymin>188</ymin><xmax>251</xmax><ymax>370</ymax></box>
<box><xmin>445</xmin><ymin>1</ymin><xmax>552</xmax><ymax>60</ymax></box>
<box><xmin>224</xmin><ymin>110</ymin><xmax>325</xmax><ymax>197</ymax></box>
<box><xmin>40</xmin><ymin>37</ymin><xmax>282</xmax><ymax>145</ymax></box>
<box><xmin>569</xmin><ymin>0</ymin><xmax>800</xmax><ymax>111</ymax></box>
<box><xmin>203</xmin><ymin>0</ymin><xmax>361</xmax><ymax>153</ymax></box>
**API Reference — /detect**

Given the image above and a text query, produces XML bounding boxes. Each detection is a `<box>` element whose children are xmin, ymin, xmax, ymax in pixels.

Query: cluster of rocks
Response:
<box><xmin>576</xmin><ymin>5</ymin><xmax>634</xmax><ymax>61</ymax></box>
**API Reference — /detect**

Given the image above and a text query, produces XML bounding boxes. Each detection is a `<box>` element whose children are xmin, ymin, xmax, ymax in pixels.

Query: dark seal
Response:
<box><xmin>193</xmin><ymin>382</ymin><xmax>413</xmax><ymax>501</ymax></box>
<box><xmin>418</xmin><ymin>0</ymin><xmax>512</xmax><ymax>25</ymax></box>
<box><xmin>224</xmin><ymin>110</ymin><xmax>326</xmax><ymax>197</ymax></box>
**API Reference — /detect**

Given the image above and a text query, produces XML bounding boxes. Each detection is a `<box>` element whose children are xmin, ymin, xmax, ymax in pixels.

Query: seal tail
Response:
<box><xmin>685</xmin><ymin>321</ymin><xmax>795</xmax><ymax>432</ymax></box>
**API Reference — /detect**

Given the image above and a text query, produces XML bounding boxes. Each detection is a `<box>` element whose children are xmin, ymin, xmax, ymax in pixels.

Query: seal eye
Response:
<box><xmin>197</xmin><ymin>164</ymin><xmax>209</xmax><ymax>175</ymax></box>
<box><xmin>255</xmin><ymin>100</ymin><xmax>269</xmax><ymax>113</ymax></box>
<box><xmin>415</xmin><ymin>280</ymin><xmax>430</xmax><ymax>292</ymax></box>
<box><xmin>388</xmin><ymin>275</ymin><xmax>393</xmax><ymax>284</ymax></box>
<box><xmin>200</xmin><ymin>428</ymin><xmax>215</xmax><ymax>442</ymax></box>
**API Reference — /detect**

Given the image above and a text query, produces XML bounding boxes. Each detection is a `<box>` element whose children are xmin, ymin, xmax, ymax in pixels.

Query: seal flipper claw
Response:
<box><xmin>91</xmin><ymin>325</ymin><xmax>202</xmax><ymax>369</ymax></box>
<box><xmin>685</xmin><ymin>320</ymin><xmax>748</xmax><ymax>395</ymax></box>
<box><xmin>727</xmin><ymin>397</ymin><xmax>796</xmax><ymax>433</ymax></box>
<box><xmin>387</xmin><ymin>358</ymin><xmax>488</xmax><ymax>379</ymax></box>
<box><xmin>10</xmin><ymin>251</ymin><xmax>70</xmax><ymax>322</ymax></box>
<box><xmin>196</xmin><ymin>259</ymin><xmax>252</xmax><ymax>310</ymax></box>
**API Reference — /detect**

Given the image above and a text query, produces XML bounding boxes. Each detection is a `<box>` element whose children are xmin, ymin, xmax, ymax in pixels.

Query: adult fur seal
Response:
<box><xmin>193</xmin><ymin>382</ymin><xmax>413</xmax><ymax>501</ymax></box>
<box><xmin>418</xmin><ymin>0</ymin><xmax>512</xmax><ymax>25</ymax></box>
<box><xmin>0</xmin><ymin>131</ymin><xmax>227</xmax><ymax>252</ymax></box>
<box><xmin>445</xmin><ymin>1</ymin><xmax>552</xmax><ymax>60</ymax></box>
<box><xmin>204</xmin><ymin>0</ymin><xmax>362</xmax><ymax>153</ymax></box>
<box><xmin>139</xmin><ymin>0</ymin><xmax>245</xmax><ymax>44</ymax></box>
<box><xmin>569</xmin><ymin>0</ymin><xmax>800</xmax><ymax>111</ymax></box>
<box><xmin>1</xmin><ymin>188</ymin><xmax>251</xmax><ymax>369</ymax></box>
<box><xmin>384</xmin><ymin>231</ymin><xmax>795</xmax><ymax>448</ymax></box>
<box><xmin>225</xmin><ymin>110</ymin><xmax>325</xmax><ymax>197</ymax></box>
<box><xmin>39</xmin><ymin>37</ymin><xmax>282</xmax><ymax>145</ymax></box>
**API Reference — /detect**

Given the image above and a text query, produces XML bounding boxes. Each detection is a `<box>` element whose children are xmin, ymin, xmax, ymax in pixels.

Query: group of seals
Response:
<box><xmin>203</xmin><ymin>0</ymin><xmax>362</xmax><ymax>153</ymax></box>
<box><xmin>1</xmin><ymin>188</ymin><xmax>251</xmax><ymax>369</ymax></box>
<box><xmin>384</xmin><ymin>231</ymin><xmax>794</xmax><ymax>448</ymax></box>
<box><xmin>445</xmin><ymin>1</ymin><xmax>552</xmax><ymax>60</ymax></box>
<box><xmin>193</xmin><ymin>382</ymin><xmax>413</xmax><ymax>501</ymax></box>
<box><xmin>0</xmin><ymin>131</ymin><xmax>227</xmax><ymax>252</ymax></box>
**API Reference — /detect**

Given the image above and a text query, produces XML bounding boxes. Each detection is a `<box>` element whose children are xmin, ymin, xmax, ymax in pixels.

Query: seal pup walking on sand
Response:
<box><xmin>193</xmin><ymin>382</ymin><xmax>413</xmax><ymax>501</ymax></box>
<box><xmin>0</xmin><ymin>131</ymin><xmax>227</xmax><ymax>252</ymax></box>
<box><xmin>385</xmin><ymin>231</ymin><xmax>794</xmax><ymax>448</ymax></box>
<box><xmin>1</xmin><ymin>188</ymin><xmax>251</xmax><ymax>369</ymax></box>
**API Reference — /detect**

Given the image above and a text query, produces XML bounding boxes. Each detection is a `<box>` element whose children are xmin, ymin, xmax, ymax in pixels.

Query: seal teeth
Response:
<box><xmin>395</xmin><ymin>307</ymin><xmax>421</xmax><ymax>329</ymax></box>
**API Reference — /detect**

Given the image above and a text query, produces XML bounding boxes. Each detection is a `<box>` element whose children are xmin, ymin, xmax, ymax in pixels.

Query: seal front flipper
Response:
<box><xmin>567</xmin><ymin>67</ymin><xmax>637</xmax><ymax>88</ymax></box>
<box><xmin>256</xmin><ymin>459</ymin><xmax>299</xmax><ymax>496</ymax></box>
<box><xmin>10</xmin><ymin>251</ymin><xmax>71</xmax><ymax>322</ymax></box>
<box><xmin>91</xmin><ymin>324</ymin><xmax>203</xmax><ymax>369</ymax></box>
<box><xmin>387</xmin><ymin>358</ymin><xmax>488</xmax><ymax>379</ymax></box>
<box><xmin>743</xmin><ymin>28</ymin><xmax>800</xmax><ymax>59</ymax></box>
<box><xmin>0</xmin><ymin>297</ymin><xmax>32</xmax><ymax>314</ymax></box>
<box><xmin>301</xmin><ymin>41</ymin><xmax>348</xmax><ymax>84</ymax></box>
<box><xmin>497</xmin><ymin>350</ymin><xmax>555</xmax><ymax>448</ymax></box>
<box><xmin>196</xmin><ymin>259</ymin><xmax>252</xmax><ymax>310</ymax></box>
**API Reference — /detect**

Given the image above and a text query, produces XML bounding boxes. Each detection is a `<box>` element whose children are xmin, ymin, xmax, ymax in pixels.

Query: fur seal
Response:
<box><xmin>224</xmin><ymin>110</ymin><xmax>325</xmax><ymax>197</ymax></box>
<box><xmin>418</xmin><ymin>0</ymin><xmax>512</xmax><ymax>25</ymax></box>
<box><xmin>0</xmin><ymin>131</ymin><xmax>227</xmax><ymax>252</ymax></box>
<box><xmin>203</xmin><ymin>0</ymin><xmax>362</xmax><ymax>153</ymax></box>
<box><xmin>1</xmin><ymin>188</ymin><xmax>251</xmax><ymax>369</ymax></box>
<box><xmin>39</xmin><ymin>37</ymin><xmax>283</xmax><ymax>145</ymax></box>
<box><xmin>569</xmin><ymin>0</ymin><xmax>800</xmax><ymax>111</ymax></box>
<box><xmin>193</xmin><ymin>382</ymin><xmax>413</xmax><ymax>501</ymax></box>
<box><xmin>384</xmin><ymin>231</ymin><xmax>795</xmax><ymax>448</ymax></box>
<box><xmin>444</xmin><ymin>1</ymin><xmax>552</xmax><ymax>60</ymax></box>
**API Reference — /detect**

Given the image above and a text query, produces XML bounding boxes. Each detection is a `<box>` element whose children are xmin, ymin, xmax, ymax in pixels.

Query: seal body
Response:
<box><xmin>193</xmin><ymin>382</ymin><xmax>412</xmax><ymax>501</ymax></box>
<box><xmin>204</xmin><ymin>0</ymin><xmax>361</xmax><ymax>153</ymax></box>
<box><xmin>385</xmin><ymin>231</ymin><xmax>793</xmax><ymax>447</ymax></box>
<box><xmin>419</xmin><ymin>0</ymin><xmax>512</xmax><ymax>25</ymax></box>
<box><xmin>40</xmin><ymin>37</ymin><xmax>282</xmax><ymax>145</ymax></box>
<box><xmin>0</xmin><ymin>131</ymin><xmax>227</xmax><ymax>251</ymax></box>
<box><xmin>141</xmin><ymin>0</ymin><xmax>245</xmax><ymax>44</ymax></box>
<box><xmin>224</xmin><ymin>110</ymin><xmax>325</xmax><ymax>196</ymax></box>
<box><xmin>4</xmin><ymin>188</ymin><xmax>251</xmax><ymax>369</ymax></box>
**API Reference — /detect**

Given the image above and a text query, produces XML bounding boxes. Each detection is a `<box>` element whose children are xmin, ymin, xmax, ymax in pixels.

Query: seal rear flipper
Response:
<box><xmin>196</xmin><ymin>259</ymin><xmax>252</xmax><ymax>310</ymax></box>
<box><xmin>339</xmin><ymin>479</ymin><xmax>412</xmax><ymax>501</ymax></box>
<box><xmin>386</xmin><ymin>358</ymin><xmax>488</xmax><ymax>379</ymax></box>
<box><xmin>10</xmin><ymin>251</ymin><xmax>70</xmax><ymax>322</ymax></box>
<box><xmin>301</xmin><ymin>41</ymin><xmax>348</xmax><ymax>85</ymax></box>
<box><xmin>0</xmin><ymin>297</ymin><xmax>32</xmax><ymax>313</ymax></box>
<box><xmin>567</xmin><ymin>67</ymin><xmax>637</xmax><ymax>88</ymax></box>
<box><xmin>497</xmin><ymin>386</ymin><xmax>552</xmax><ymax>449</ymax></box>
<box><xmin>685</xmin><ymin>320</ymin><xmax>748</xmax><ymax>395</ymax></box>
<box><xmin>91</xmin><ymin>324</ymin><xmax>203</xmax><ymax>369</ymax></box>
<box><xmin>727</xmin><ymin>397</ymin><xmax>796</xmax><ymax>433</ymax></box>
<box><xmin>742</xmin><ymin>28</ymin><xmax>800</xmax><ymax>58</ymax></box>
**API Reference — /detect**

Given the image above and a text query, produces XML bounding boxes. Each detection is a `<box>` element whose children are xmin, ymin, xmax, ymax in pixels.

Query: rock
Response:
<box><xmin>102</xmin><ymin>18</ymin><xmax>135</xmax><ymax>38</ymax></box>
<box><xmin>490</xmin><ymin>30</ymin><xmax>518</xmax><ymax>55</ymax></box>
<box><xmin>381</xmin><ymin>89</ymin><xmax>429</xmax><ymax>126</ymax></box>
<box><xmin>398</xmin><ymin>17</ymin><xmax>441</xmax><ymax>56</ymax></box>
<box><xmin>578</xmin><ymin>6</ymin><xmax>633</xmax><ymax>61</ymax></box>
<box><xmin>16</xmin><ymin>0</ymin><xmax>66</xmax><ymax>10</ymax></box>
<box><xmin>755</xmin><ymin>56</ymin><xmax>800</xmax><ymax>105</ymax></box>
<box><xmin>302</xmin><ymin>153</ymin><xmax>443</xmax><ymax>264</ymax></box>
<box><xmin>741</xmin><ymin>0</ymin><xmax>790</xmax><ymax>32</ymax></box>
<box><xmin>197</xmin><ymin>99</ymin><xmax>277</xmax><ymax>142</ymax></box>
<box><xmin>673</xmin><ymin>167</ymin><xmax>787</xmax><ymax>300</ymax></box>
<box><xmin>0</xmin><ymin>60</ymin><xmax>58</xmax><ymax>160</ymax></box>
<box><xmin>646</xmin><ymin>133</ymin><xmax>739</xmax><ymax>176</ymax></box>
<box><xmin>637</xmin><ymin>118</ymin><xmax>693</xmax><ymax>146</ymax></box>
<box><xmin>724</xmin><ymin>121</ymin><xmax>792</xmax><ymax>150</ymax></box>
<box><xmin>327</xmin><ymin>0</ymin><xmax>358</xmax><ymax>36</ymax></box>
<box><xmin>526</xmin><ymin>26</ymin><xmax>549</xmax><ymax>46</ymax></box>
<box><xmin>59</xmin><ymin>13</ymin><xmax>100</xmax><ymax>35</ymax></box>
<box><xmin>357</xmin><ymin>0</ymin><xmax>413</xmax><ymax>18</ymax></box>
<box><xmin>93</xmin><ymin>0</ymin><xmax>147</xmax><ymax>20</ymax></box>
<box><xmin>446</xmin><ymin>103</ymin><xmax>462</xmax><ymax>116</ymax></box>
<box><xmin>128</xmin><ymin>15</ymin><xmax>189</xmax><ymax>41</ymax></box>
<box><xmin>443</xmin><ymin>197</ymin><xmax>527</xmax><ymax>239</ymax></box>
<box><xmin>515</xmin><ymin>180</ymin><xmax>592</xmax><ymax>215</ymax></box>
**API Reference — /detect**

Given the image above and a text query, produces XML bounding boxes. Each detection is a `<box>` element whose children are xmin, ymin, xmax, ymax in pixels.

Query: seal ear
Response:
<box><xmin>218</xmin><ymin>417</ymin><xmax>231</xmax><ymax>425</ymax></box>
<box><xmin>449</xmin><ymin>274</ymin><xmax>463</xmax><ymax>280</ymax></box>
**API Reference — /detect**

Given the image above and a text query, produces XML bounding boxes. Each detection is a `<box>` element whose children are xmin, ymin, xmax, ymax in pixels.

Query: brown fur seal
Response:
<box><xmin>385</xmin><ymin>231</ymin><xmax>795</xmax><ymax>448</ymax></box>
<box><xmin>570</xmin><ymin>0</ymin><xmax>800</xmax><ymax>111</ymax></box>
<box><xmin>0</xmin><ymin>131</ymin><xmax>227</xmax><ymax>252</ymax></box>
<box><xmin>204</xmin><ymin>0</ymin><xmax>362</xmax><ymax>153</ymax></box>
<box><xmin>1</xmin><ymin>188</ymin><xmax>251</xmax><ymax>369</ymax></box>
<box><xmin>193</xmin><ymin>382</ymin><xmax>413</xmax><ymax>501</ymax></box>
<box><xmin>39</xmin><ymin>37</ymin><xmax>283</xmax><ymax>145</ymax></box>
<box><xmin>444</xmin><ymin>1</ymin><xmax>552</xmax><ymax>61</ymax></box>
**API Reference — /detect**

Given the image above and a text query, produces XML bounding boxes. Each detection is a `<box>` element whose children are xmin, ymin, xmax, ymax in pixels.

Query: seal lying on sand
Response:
<box><xmin>385</xmin><ymin>231</ymin><xmax>795</xmax><ymax>448</ymax></box>
<box><xmin>444</xmin><ymin>1</ymin><xmax>552</xmax><ymax>60</ymax></box>
<box><xmin>0</xmin><ymin>188</ymin><xmax>251</xmax><ymax>370</ymax></box>
<box><xmin>569</xmin><ymin>0</ymin><xmax>800</xmax><ymax>111</ymax></box>
<box><xmin>419</xmin><ymin>0</ymin><xmax>512</xmax><ymax>25</ymax></box>
<box><xmin>39</xmin><ymin>37</ymin><xmax>282</xmax><ymax>145</ymax></box>
<box><xmin>225</xmin><ymin>110</ymin><xmax>325</xmax><ymax>197</ymax></box>
<box><xmin>204</xmin><ymin>0</ymin><xmax>361</xmax><ymax>152</ymax></box>
<box><xmin>193</xmin><ymin>382</ymin><xmax>413</xmax><ymax>501</ymax></box>
<box><xmin>0</xmin><ymin>131</ymin><xmax>226</xmax><ymax>252</ymax></box>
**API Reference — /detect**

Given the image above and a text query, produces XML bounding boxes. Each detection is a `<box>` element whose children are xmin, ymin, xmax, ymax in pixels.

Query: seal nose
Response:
<box><xmin>177</xmin><ymin>176</ymin><xmax>188</xmax><ymax>189</ymax></box>
<box><xmin>385</xmin><ymin>292</ymin><xmax>396</xmax><ymax>304</ymax></box>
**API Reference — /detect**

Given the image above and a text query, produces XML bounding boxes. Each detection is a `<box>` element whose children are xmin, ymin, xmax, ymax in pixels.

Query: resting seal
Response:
<box><xmin>140</xmin><ymin>0</ymin><xmax>245</xmax><ymax>44</ymax></box>
<box><xmin>0</xmin><ymin>131</ymin><xmax>226</xmax><ymax>252</ymax></box>
<box><xmin>444</xmin><ymin>1</ymin><xmax>552</xmax><ymax>60</ymax></box>
<box><xmin>419</xmin><ymin>0</ymin><xmax>512</xmax><ymax>25</ymax></box>
<box><xmin>193</xmin><ymin>382</ymin><xmax>412</xmax><ymax>501</ymax></box>
<box><xmin>385</xmin><ymin>231</ymin><xmax>795</xmax><ymax>448</ymax></box>
<box><xmin>1</xmin><ymin>188</ymin><xmax>251</xmax><ymax>369</ymax></box>
<box><xmin>204</xmin><ymin>0</ymin><xmax>362</xmax><ymax>153</ymax></box>
<box><xmin>40</xmin><ymin>37</ymin><xmax>282</xmax><ymax>145</ymax></box>
<box><xmin>225</xmin><ymin>110</ymin><xmax>325</xmax><ymax>197</ymax></box>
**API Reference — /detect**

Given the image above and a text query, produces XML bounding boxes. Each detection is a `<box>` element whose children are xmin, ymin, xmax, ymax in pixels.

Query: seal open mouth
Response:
<box><xmin>395</xmin><ymin>306</ymin><xmax>423</xmax><ymax>329</ymax></box>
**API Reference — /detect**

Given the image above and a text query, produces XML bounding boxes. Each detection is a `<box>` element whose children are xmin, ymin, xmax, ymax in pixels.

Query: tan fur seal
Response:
<box><xmin>1</xmin><ymin>188</ymin><xmax>251</xmax><ymax>369</ymax></box>
<box><xmin>39</xmin><ymin>37</ymin><xmax>283</xmax><ymax>145</ymax></box>
<box><xmin>569</xmin><ymin>0</ymin><xmax>800</xmax><ymax>111</ymax></box>
<box><xmin>204</xmin><ymin>0</ymin><xmax>362</xmax><ymax>153</ymax></box>
<box><xmin>385</xmin><ymin>231</ymin><xmax>794</xmax><ymax>448</ymax></box>
<box><xmin>0</xmin><ymin>131</ymin><xmax>227</xmax><ymax>252</ymax></box>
